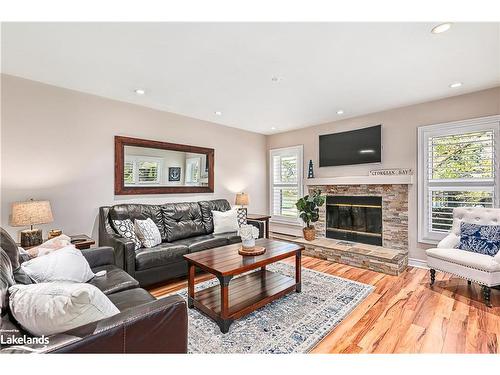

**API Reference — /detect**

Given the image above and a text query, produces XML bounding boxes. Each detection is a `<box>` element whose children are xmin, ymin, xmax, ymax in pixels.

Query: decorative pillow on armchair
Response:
<box><xmin>9</xmin><ymin>282</ymin><xmax>119</xmax><ymax>336</ymax></box>
<box><xmin>458</xmin><ymin>222</ymin><xmax>500</xmax><ymax>256</ymax></box>
<box><xmin>21</xmin><ymin>245</ymin><xmax>95</xmax><ymax>283</ymax></box>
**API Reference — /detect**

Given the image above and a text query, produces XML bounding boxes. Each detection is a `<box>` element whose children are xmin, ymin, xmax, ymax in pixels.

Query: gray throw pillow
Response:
<box><xmin>112</xmin><ymin>219</ymin><xmax>141</xmax><ymax>250</ymax></box>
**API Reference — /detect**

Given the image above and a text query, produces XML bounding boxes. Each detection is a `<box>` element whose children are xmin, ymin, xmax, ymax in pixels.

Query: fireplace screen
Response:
<box><xmin>326</xmin><ymin>195</ymin><xmax>382</xmax><ymax>246</ymax></box>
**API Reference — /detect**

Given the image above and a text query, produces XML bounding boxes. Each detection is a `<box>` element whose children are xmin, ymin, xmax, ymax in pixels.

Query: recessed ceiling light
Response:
<box><xmin>271</xmin><ymin>126</ymin><xmax>276</xmax><ymax>130</ymax></box>
<box><xmin>336</xmin><ymin>110</ymin><xmax>344</xmax><ymax>115</ymax></box>
<box><xmin>449</xmin><ymin>82</ymin><xmax>463</xmax><ymax>88</ymax></box>
<box><xmin>134</xmin><ymin>88</ymin><xmax>146</xmax><ymax>95</ymax></box>
<box><xmin>431</xmin><ymin>23</ymin><xmax>452</xmax><ymax>34</ymax></box>
<box><xmin>214</xmin><ymin>111</ymin><xmax>222</xmax><ymax>116</ymax></box>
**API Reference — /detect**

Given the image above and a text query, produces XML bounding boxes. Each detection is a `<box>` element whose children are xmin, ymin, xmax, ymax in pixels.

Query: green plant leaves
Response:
<box><xmin>295</xmin><ymin>189</ymin><xmax>325</xmax><ymax>226</ymax></box>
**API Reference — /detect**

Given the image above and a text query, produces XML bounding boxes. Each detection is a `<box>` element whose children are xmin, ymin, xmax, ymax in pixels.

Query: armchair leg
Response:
<box><xmin>482</xmin><ymin>286</ymin><xmax>492</xmax><ymax>308</ymax></box>
<box><xmin>430</xmin><ymin>269</ymin><xmax>436</xmax><ymax>286</ymax></box>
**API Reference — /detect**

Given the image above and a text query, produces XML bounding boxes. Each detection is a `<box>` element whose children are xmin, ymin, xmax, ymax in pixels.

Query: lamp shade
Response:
<box><xmin>235</xmin><ymin>192</ymin><xmax>249</xmax><ymax>206</ymax></box>
<box><xmin>11</xmin><ymin>200</ymin><xmax>54</xmax><ymax>227</ymax></box>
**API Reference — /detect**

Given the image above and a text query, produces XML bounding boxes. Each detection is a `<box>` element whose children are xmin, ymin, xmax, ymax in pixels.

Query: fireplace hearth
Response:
<box><xmin>326</xmin><ymin>195</ymin><xmax>382</xmax><ymax>246</ymax></box>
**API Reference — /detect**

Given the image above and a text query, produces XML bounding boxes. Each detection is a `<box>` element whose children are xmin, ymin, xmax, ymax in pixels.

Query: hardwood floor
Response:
<box><xmin>149</xmin><ymin>255</ymin><xmax>500</xmax><ymax>353</ymax></box>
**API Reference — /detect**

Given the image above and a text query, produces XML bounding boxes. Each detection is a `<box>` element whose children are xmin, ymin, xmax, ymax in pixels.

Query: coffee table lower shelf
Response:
<box><xmin>188</xmin><ymin>270</ymin><xmax>299</xmax><ymax>333</ymax></box>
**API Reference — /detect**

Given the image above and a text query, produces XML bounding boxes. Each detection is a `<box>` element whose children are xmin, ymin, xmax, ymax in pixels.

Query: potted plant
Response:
<box><xmin>295</xmin><ymin>189</ymin><xmax>326</xmax><ymax>241</ymax></box>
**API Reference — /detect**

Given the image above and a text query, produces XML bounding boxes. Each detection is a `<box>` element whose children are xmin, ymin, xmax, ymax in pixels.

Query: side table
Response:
<box><xmin>18</xmin><ymin>234</ymin><xmax>96</xmax><ymax>250</ymax></box>
<box><xmin>246</xmin><ymin>214</ymin><xmax>271</xmax><ymax>239</ymax></box>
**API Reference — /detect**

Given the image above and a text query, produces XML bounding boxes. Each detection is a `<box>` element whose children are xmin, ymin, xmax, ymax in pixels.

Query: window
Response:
<box><xmin>185</xmin><ymin>157</ymin><xmax>201</xmax><ymax>184</ymax></box>
<box><xmin>418</xmin><ymin>116</ymin><xmax>500</xmax><ymax>243</ymax></box>
<box><xmin>269</xmin><ymin>145</ymin><xmax>303</xmax><ymax>223</ymax></box>
<box><xmin>124</xmin><ymin>156</ymin><xmax>162</xmax><ymax>185</ymax></box>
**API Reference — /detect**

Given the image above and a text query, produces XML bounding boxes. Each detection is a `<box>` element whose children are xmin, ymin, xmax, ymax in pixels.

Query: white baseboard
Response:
<box><xmin>408</xmin><ymin>257</ymin><xmax>429</xmax><ymax>269</ymax></box>
<box><xmin>269</xmin><ymin>222</ymin><xmax>303</xmax><ymax>237</ymax></box>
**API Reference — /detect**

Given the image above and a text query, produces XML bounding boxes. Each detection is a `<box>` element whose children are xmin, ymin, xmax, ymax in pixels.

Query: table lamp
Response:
<box><xmin>11</xmin><ymin>199</ymin><xmax>53</xmax><ymax>247</ymax></box>
<box><xmin>235</xmin><ymin>192</ymin><xmax>249</xmax><ymax>211</ymax></box>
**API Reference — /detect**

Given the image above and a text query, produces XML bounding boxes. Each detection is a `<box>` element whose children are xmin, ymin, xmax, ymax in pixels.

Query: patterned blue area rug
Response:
<box><xmin>164</xmin><ymin>262</ymin><xmax>373</xmax><ymax>353</ymax></box>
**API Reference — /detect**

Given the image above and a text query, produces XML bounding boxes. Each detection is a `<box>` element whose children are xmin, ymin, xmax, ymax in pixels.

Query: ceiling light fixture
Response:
<box><xmin>271</xmin><ymin>126</ymin><xmax>276</xmax><ymax>130</ymax></box>
<box><xmin>134</xmin><ymin>88</ymin><xmax>146</xmax><ymax>95</ymax></box>
<box><xmin>336</xmin><ymin>110</ymin><xmax>344</xmax><ymax>115</ymax></box>
<box><xmin>449</xmin><ymin>82</ymin><xmax>463</xmax><ymax>88</ymax></box>
<box><xmin>214</xmin><ymin>111</ymin><xmax>222</xmax><ymax>116</ymax></box>
<box><xmin>431</xmin><ymin>23</ymin><xmax>452</xmax><ymax>34</ymax></box>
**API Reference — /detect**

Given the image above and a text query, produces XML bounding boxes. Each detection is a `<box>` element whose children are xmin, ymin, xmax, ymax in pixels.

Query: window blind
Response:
<box><xmin>418</xmin><ymin>116</ymin><xmax>499</xmax><ymax>243</ymax></box>
<box><xmin>270</xmin><ymin>146</ymin><xmax>303</xmax><ymax>221</ymax></box>
<box><xmin>137</xmin><ymin>161</ymin><xmax>160</xmax><ymax>183</ymax></box>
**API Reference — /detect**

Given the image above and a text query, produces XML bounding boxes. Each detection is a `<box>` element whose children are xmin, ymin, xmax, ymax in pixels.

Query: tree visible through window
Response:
<box><xmin>419</xmin><ymin>117</ymin><xmax>499</xmax><ymax>243</ymax></box>
<box><xmin>270</xmin><ymin>146</ymin><xmax>303</xmax><ymax>221</ymax></box>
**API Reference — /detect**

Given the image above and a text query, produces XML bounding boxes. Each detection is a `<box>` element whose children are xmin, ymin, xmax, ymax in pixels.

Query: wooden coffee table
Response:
<box><xmin>183</xmin><ymin>238</ymin><xmax>304</xmax><ymax>333</ymax></box>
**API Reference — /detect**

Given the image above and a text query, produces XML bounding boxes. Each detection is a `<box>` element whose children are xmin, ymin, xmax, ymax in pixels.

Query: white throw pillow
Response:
<box><xmin>134</xmin><ymin>218</ymin><xmax>162</xmax><ymax>248</ymax></box>
<box><xmin>212</xmin><ymin>209</ymin><xmax>240</xmax><ymax>234</ymax></box>
<box><xmin>9</xmin><ymin>282</ymin><xmax>119</xmax><ymax>336</ymax></box>
<box><xmin>21</xmin><ymin>245</ymin><xmax>95</xmax><ymax>283</ymax></box>
<box><xmin>112</xmin><ymin>218</ymin><xmax>141</xmax><ymax>250</ymax></box>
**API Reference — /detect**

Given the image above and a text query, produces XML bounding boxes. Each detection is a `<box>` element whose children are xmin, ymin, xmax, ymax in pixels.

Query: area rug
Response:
<box><xmin>163</xmin><ymin>262</ymin><xmax>373</xmax><ymax>353</ymax></box>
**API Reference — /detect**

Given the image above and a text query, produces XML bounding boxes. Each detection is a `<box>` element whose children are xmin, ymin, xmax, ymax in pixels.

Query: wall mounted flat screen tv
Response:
<box><xmin>319</xmin><ymin>125</ymin><xmax>382</xmax><ymax>167</ymax></box>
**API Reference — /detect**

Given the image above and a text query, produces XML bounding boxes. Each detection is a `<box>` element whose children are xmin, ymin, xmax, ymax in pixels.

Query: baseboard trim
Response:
<box><xmin>408</xmin><ymin>257</ymin><xmax>429</xmax><ymax>269</ymax></box>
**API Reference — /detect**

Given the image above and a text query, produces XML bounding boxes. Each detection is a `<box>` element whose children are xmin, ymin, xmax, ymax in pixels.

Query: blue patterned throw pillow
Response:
<box><xmin>458</xmin><ymin>222</ymin><xmax>500</xmax><ymax>256</ymax></box>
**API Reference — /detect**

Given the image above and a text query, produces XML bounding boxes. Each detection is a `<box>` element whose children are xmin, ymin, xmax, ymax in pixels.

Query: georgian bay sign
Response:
<box><xmin>369</xmin><ymin>168</ymin><xmax>413</xmax><ymax>176</ymax></box>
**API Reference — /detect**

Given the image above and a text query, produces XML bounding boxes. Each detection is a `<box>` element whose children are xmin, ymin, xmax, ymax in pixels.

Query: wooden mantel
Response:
<box><xmin>304</xmin><ymin>175</ymin><xmax>414</xmax><ymax>186</ymax></box>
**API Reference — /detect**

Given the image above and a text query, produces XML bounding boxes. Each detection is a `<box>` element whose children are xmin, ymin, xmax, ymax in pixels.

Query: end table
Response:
<box><xmin>246</xmin><ymin>214</ymin><xmax>271</xmax><ymax>239</ymax></box>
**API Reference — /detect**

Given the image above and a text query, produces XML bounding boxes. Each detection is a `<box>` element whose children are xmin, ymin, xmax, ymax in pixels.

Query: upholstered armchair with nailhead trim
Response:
<box><xmin>426</xmin><ymin>207</ymin><xmax>500</xmax><ymax>307</ymax></box>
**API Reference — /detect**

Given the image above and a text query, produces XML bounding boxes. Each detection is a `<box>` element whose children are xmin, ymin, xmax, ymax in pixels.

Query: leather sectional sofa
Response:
<box><xmin>0</xmin><ymin>228</ymin><xmax>187</xmax><ymax>354</ymax></box>
<box><xmin>99</xmin><ymin>199</ymin><xmax>264</xmax><ymax>287</ymax></box>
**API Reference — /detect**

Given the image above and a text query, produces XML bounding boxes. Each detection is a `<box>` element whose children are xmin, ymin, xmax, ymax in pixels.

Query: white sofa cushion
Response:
<box><xmin>21</xmin><ymin>245</ymin><xmax>95</xmax><ymax>283</ymax></box>
<box><xmin>426</xmin><ymin>247</ymin><xmax>500</xmax><ymax>272</ymax></box>
<box><xmin>9</xmin><ymin>282</ymin><xmax>119</xmax><ymax>336</ymax></box>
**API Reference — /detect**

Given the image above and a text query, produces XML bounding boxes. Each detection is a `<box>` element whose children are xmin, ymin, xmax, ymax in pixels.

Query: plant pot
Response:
<box><xmin>303</xmin><ymin>226</ymin><xmax>316</xmax><ymax>241</ymax></box>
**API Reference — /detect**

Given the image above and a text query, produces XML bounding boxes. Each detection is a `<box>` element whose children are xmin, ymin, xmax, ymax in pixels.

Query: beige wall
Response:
<box><xmin>2</xmin><ymin>73</ymin><xmax>499</xmax><ymax>263</ymax></box>
<box><xmin>1</xmin><ymin>74</ymin><xmax>267</xmax><ymax>241</ymax></box>
<box><xmin>267</xmin><ymin>86</ymin><xmax>500</xmax><ymax>262</ymax></box>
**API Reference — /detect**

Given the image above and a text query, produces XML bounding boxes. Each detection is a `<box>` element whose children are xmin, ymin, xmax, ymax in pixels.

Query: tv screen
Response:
<box><xmin>319</xmin><ymin>125</ymin><xmax>381</xmax><ymax>167</ymax></box>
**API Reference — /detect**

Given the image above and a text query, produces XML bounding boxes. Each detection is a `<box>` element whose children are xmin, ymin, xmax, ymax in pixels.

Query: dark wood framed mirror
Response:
<box><xmin>114</xmin><ymin>136</ymin><xmax>214</xmax><ymax>195</ymax></box>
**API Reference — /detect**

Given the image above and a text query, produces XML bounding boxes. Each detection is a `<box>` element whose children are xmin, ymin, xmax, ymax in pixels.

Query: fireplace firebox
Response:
<box><xmin>326</xmin><ymin>195</ymin><xmax>382</xmax><ymax>246</ymax></box>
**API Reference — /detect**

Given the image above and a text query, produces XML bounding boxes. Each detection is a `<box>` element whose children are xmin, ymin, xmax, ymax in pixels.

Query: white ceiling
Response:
<box><xmin>2</xmin><ymin>22</ymin><xmax>499</xmax><ymax>134</ymax></box>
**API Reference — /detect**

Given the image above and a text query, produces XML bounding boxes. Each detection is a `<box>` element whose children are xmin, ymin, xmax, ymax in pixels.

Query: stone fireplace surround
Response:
<box><xmin>286</xmin><ymin>175</ymin><xmax>412</xmax><ymax>275</ymax></box>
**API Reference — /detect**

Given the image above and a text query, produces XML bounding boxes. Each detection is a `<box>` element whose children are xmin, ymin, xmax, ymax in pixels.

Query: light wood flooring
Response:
<box><xmin>149</xmin><ymin>255</ymin><xmax>500</xmax><ymax>353</ymax></box>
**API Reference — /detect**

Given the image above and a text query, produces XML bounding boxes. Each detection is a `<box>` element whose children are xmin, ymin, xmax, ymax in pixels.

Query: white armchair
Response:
<box><xmin>425</xmin><ymin>207</ymin><xmax>500</xmax><ymax>307</ymax></box>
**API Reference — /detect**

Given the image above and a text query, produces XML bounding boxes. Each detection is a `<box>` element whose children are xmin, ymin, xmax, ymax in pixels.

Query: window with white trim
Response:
<box><xmin>418</xmin><ymin>116</ymin><xmax>500</xmax><ymax>243</ymax></box>
<box><xmin>124</xmin><ymin>155</ymin><xmax>162</xmax><ymax>186</ymax></box>
<box><xmin>269</xmin><ymin>145</ymin><xmax>303</xmax><ymax>222</ymax></box>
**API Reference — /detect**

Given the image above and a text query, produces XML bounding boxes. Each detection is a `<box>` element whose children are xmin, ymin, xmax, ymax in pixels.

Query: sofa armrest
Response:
<box><xmin>80</xmin><ymin>246</ymin><xmax>115</xmax><ymax>268</ymax></box>
<box><xmin>437</xmin><ymin>233</ymin><xmax>460</xmax><ymax>249</ymax></box>
<box><xmin>47</xmin><ymin>295</ymin><xmax>187</xmax><ymax>353</ymax></box>
<box><xmin>247</xmin><ymin>219</ymin><xmax>265</xmax><ymax>238</ymax></box>
<box><xmin>99</xmin><ymin>233</ymin><xmax>135</xmax><ymax>274</ymax></box>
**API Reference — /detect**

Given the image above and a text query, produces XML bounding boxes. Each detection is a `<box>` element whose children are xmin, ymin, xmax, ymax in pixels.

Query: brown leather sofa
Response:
<box><xmin>99</xmin><ymin>199</ymin><xmax>264</xmax><ymax>287</ymax></box>
<box><xmin>0</xmin><ymin>228</ymin><xmax>187</xmax><ymax>354</ymax></box>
